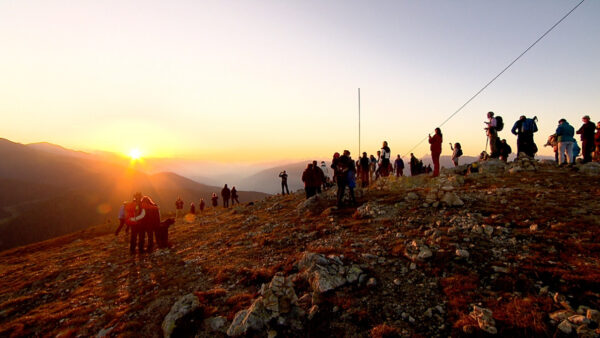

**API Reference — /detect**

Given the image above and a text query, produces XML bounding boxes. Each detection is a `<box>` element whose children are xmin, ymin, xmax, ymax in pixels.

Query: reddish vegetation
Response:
<box><xmin>1</xmin><ymin>163</ymin><xmax>600</xmax><ymax>336</ymax></box>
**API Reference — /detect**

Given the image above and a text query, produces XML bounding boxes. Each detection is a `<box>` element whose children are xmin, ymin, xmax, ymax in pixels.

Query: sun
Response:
<box><xmin>129</xmin><ymin>148</ymin><xmax>142</xmax><ymax>160</ymax></box>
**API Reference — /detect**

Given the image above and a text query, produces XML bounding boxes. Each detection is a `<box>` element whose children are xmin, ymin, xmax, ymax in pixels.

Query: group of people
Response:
<box><xmin>486</xmin><ymin>111</ymin><xmax>600</xmax><ymax>165</ymax></box>
<box><xmin>116</xmin><ymin>192</ymin><xmax>174</xmax><ymax>254</ymax></box>
<box><xmin>174</xmin><ymin>185</ymin><xmax>241</xmax><ymax>217</ymax></box>
<box><xmin>550</xmin><ymin>115</ymin><xmax>599</xmax><ymax>165</ymax></box>
<box><xmin>301</xmin><ymin>160</ymin><xmax>329</xmax><ymax>198</ymax></box>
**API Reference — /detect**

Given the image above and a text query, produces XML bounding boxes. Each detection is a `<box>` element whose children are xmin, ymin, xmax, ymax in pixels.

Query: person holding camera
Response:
<box><xmin>279</xmin><ymin>170</ymin><xmax>289</xmax><ymax>195</ymax></box>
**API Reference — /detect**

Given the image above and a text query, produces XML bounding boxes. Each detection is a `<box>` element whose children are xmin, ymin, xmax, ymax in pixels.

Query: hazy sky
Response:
<box><xmin>1</xmin><ymin>0</ymin><xmax>598</xmax><ymax>162</ymax></box>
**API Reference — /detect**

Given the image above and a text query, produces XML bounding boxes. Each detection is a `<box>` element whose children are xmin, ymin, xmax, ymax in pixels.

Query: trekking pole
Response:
<box><xmin>485</xmin><ymin>135</ymin><xmax>489</xmax><ymax>153</ymax></box>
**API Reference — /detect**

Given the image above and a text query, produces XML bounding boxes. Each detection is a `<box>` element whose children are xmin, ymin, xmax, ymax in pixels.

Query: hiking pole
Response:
<box><xmin>485</xmin><ymin>134</ymin><xmax>489</xmax><ymax>153</ymax></box>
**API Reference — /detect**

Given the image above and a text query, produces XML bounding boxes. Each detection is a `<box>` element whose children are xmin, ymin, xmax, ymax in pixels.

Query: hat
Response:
<box><xmin>583</xmin><ymin>115</ymin><xmax>590</xmax><ymax>120</ymax></box>
<box><xmin>559</xmin><ymin>118</ymin><xmax>566</xmax><ymax>123</ymax></box>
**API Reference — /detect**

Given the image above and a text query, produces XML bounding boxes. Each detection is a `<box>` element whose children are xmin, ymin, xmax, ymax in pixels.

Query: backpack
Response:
<box><xmin>522</xmin><ymin>118</ymin><xmax>538</xmax><ymax>133</ymax></box>
<box><xmin>457</xmin><ymin>148</ymin><xmax>463</xmax><ymax>157</ymax></box>
<box><xmin>495</xmin><ymin>116</ymin><xmax>504</xmax><ymax>131</ymax></box>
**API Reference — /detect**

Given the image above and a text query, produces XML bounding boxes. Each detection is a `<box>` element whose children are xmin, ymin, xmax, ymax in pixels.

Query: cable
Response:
<box><xmin>402</xmin><ymin>0</ymin><xmax>586</xmax><ymax>157</ymax></box>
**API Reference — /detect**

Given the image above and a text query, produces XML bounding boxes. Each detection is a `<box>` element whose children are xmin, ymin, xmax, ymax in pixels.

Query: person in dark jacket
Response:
<box><xmin>211</xmin><ymin>193</ymin><xmax>218</xmax><ymax>207</ymax></box>
<box><xmin>577</xmin><ymin>115</ymin><xmax>596</xmax><ymax>163</ymax></box>
<box><xmin>302</xmin><ymin>163</ymin><xmax>317</xmax><ymax>199</ymax></box>
<box><xmin>429</xmin><ymin>128</ymin><xmax>443</xmax><ymax>177</ymax></box>
<box><xmin>128</xmin><ymin>193</ymin><xmax>161</xmax><ymax>254</ymax></box>
<box><xmin>221</xmin><ymin>184</ymin><xmax>231</xmax><ymax>208</ymax></box>
<box><xmin>499</xmin><ymin>139</ymin><xmax>512</xmax><ymax>162</ymax></box>
<box><xmin>595</xmin><ymin>122</ymin><xmax>600</xmax><ymax>162</ymax></box>
<box><xmin>279</xmin><ymin>171</ymin><xmax>290</xmax><ymax>195</ymax></box>
<box><xmin>511</xmin><ymin>115</ymin><xmax>538</xmax><ymax>157</ymax></box>
<box><xmin>231</xmin><ymin>187</ymin><xmax>240</xmax><ymax>205</ymax></box>
<box><xmin>409</xmin><ymin>153</ymin><xmax>418</xmax><ymax>176</ymax></box>
<box><xmin>394</xmin><ymin>155</ymin><xmax>404</xmax><ymax>177</ymax></box>
<box><xmin>199</xmin><ymin>198</ymin><xmax>205</xmax><ymax>213</ymax></box>
<box><xmin>380</xmin><ymin>141</ymin><xmax>391</xmax><ymax>177</ymax></box>
<box><xmin>334</xmin><ymin>150</ymin><xmax>356</xmax><ymax>207</ymax></box>
<box><xmin>312</xmin><ymin>160</ymin><xmax>325</xmax><ymax>194</ymax></box>
<box><xmin>189</xmin><ymin>202</ymin><xmax>196</xmax><ymax>214</ymax></box>
<box><xmin>359</xmin><ymin>152</ymin><xmax>370</xmax><ymax>187</ymax></box>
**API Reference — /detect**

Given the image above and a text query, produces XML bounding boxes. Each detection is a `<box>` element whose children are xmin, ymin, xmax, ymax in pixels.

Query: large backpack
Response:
<box><xmin>495</xmin><ymin>116</ymin><xmax>504</xmax><ymax>131</ymax></box>
<box><xmin>522</xmin><ymin>118</ymin><xmax>538</xmax><ymax>133</ymax></box>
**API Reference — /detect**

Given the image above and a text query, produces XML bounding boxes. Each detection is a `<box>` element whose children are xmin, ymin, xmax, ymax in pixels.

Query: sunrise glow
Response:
<box><xmin>129</xmin><ymin>148</ymin><xmax>142</xmax><ymax>161</ymax></box>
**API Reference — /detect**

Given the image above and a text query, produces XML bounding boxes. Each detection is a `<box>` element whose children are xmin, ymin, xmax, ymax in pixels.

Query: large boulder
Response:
<box><xmin>579</xmin><ymin>162</ymin><xmax>600</xmax><ymax>175</ymax></box>
<box><xmin>296</xmin><ymin>194</ymin><xmax>331</xmax><ymax>216</ymax></box>
<box><xmin>227</xmin><ymin>273</ymin><xmax>303</xmax><ymax>336</ymax></box>
<box><xmin>162</xmin><ymin>293</ymin><xmax>202</xmax><ymax>338</ymax></box>
<box><xmin>478</xmin><ymin>159</ymin><xmax>506</xmax><ymax>175</ymax></box>
<box><xmin>298</xmin><ymin>252</ymin><xmax>364</xmax><ymax>293</ymax></box>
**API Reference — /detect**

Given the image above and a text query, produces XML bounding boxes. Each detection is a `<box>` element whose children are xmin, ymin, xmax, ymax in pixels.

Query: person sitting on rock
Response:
<box><xmin>499</xmin><ymin>139</ymin><xmax>512</xmax><ymax>162</ymax></box>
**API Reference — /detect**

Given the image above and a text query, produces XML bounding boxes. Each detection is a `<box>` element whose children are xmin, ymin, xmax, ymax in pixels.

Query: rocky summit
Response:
<box><xmin>1</xmin><ymin>160</ymin><xmax>600</xmax><ymax>337</ymax></box>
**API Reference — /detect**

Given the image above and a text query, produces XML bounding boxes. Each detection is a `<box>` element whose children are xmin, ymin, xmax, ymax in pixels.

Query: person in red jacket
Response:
<box><xmin>429</xmin><ymin>128</ymin><xmax>443</xmax><ymax>177</ymax></box>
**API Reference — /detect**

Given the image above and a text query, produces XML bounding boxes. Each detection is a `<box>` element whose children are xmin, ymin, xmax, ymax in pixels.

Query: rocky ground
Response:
<box><xmin>1</xmin><ymin>158</ymin><xmax>600</xmax><ymax>337</ymax></box>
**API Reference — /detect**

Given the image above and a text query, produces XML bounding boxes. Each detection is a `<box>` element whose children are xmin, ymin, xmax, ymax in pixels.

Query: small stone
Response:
<box><xmin>587</xmin><ymin>309</ymin><xmax>600</xmax><ymax>322</ymax></box>
<box><xmin>424</xmin><ymin>308</ymin><xmax>433</xmax><ymax>318</ymax></box>
<box><xmin>568</xmin><ymin>314</ymin><xmax>590</xmax><ymax>325</ymax></box>
<box><xmin>558</xmin><ymin>320</ymin><xmax>572</xmax><ymax>334</ymax></box>
<box><xmin>393</xmin><ymin>278</ymin><xmax>401</xmax><ymax>286</ymax></box>
<box><xmin>268</xmin><ymin>330</ymin><xmax>277</xmax><ymax>338</ymax></box>
<box><xmin>409</xmin><ymin>263</ymin><xmax>416</xmax><ymax>270</ymax></box>
<box><xmin>529</xmin><ymin>224</ymin><xmax>539</xmax><ymax>231</ymax></box>
<box><xmin>549</xmin><ymin>310</ymin><xmax>574</xmax><ymax>322</ymax></box>
<box><xmin>455</xmin><ymin>249</ymin><xmax>470</xmax><ymax>259</ymax></box>
<box><xmin>366</xmin><ymin>278</ymin><xmax>377</xmax><ymax>288</ymax></box>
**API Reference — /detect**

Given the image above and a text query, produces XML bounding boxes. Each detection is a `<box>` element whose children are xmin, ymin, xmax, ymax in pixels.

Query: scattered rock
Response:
<box><xmin>204</xmin><ymin>316</ymin><xmax>227</xmax><ymax>332</ymax></box>
<box><xmin>469</xmin><ymin>306</ymin><xmax>497</xmax><ymax>334</ymax></box>
<box><xmin>162</xmin><ymin>293</ymin><xmax>201</xmax><ymax>338</ymax></box>
<box><xmin>296</xmin><ymin>195</ymin><xmax>331</xmax><ymax>216</ymax></box>
<box><xmin>455</xmin><ymin>249</ymin><xmax>469</xmax><ymax>259</ymax></box>
<box><xmin>441</xmin><ymin>192</ymin><xmax>464</xmax><ymax>207</ymax></box>
<box><xmin>557</xmin><ymin>320</ymin><xmax>572</xmax><ymax>334</ymax></box>
<box><xmin>227</xmin><ymin>273</ymin><xmax>303</xmax><ymax>336</ymax></box>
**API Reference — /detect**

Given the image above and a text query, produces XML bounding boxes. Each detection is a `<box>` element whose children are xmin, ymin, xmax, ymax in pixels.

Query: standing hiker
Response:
<box><xmin>320</xmin><ymin>161</ymin><xmax>329</xmax><ymax>190</ymax></box>
<box><xmin>409</xmin><ymin>153</ymin><xmax>418</xmax><ymax>176</ymax></box>
<box><xmin>556</xmin><ymin>118</ymin><xmax>576</xmax><ymax>165</ymax></box>
<box><xmin>115</xmin><ymin>201</ymin><xmax>129</xmax><ymax>236</ymax></box>
<box><xmin>221</xmin><ymin>184</ymin><xmax>231</xmax><ymax>208</ymax></box>
<box><xmin>394</xmin><ymin>155</ymin><xmax>404</xmax><ymax>177</ymax></box>
<box><xmin>231</xmin><ymin>186</ymin><xmax>240</xmax><ymax>205</ymax></box>
<box><xmin>360</xmin><ymin>152</ymin><xmax>370</xmax><ymax>187</ymax></box>
<box><xmin>577</xmin><ymin>115</ymin><xmax>596</xmax><ymax>163</ymax></box>
<box><xmin>485</xmin><ymin>111</ymin><xmax>503</xmax><ymax>158</ymax></box>
<box><xmin>302</xmin><ymin>163</ymin><xmax>317</xmax><ymax>199</ymax></box>
<box><xmin>449</xmin><ymin>143</ymin><xmax>463</xmax><ymax>167</ymax></box>
<box><xmin>595</xmin><ymin>122</ymin><xmax>600</xmax><ymax>162</ymax></box>
<box><xmin>380</xmin><ymin>141</ymin><xmax>391</xmax><ymax>177</ymax></box>
<box><xmin>334</xmin><ymin>150</ymin><xmax>356</xmax><ymax>207</ymax></box>
<box><xmin>189</xmin><ymin>202</ymin><xmax>196</xmax><ymax>215</ymax></box>
<box><xmin>429</xmin><ymin>128</ymin><xmax>443</xmax><ymax>177</ymax></box>
<box><xmin>175</xmin><ymin>197</ymin><xmax>184</xmax><ymax>218</ymax></box>
<box><xmin>279</xmin><ymin>171</ymin><xmax>290</xmax><ymax>195</ymax></box>
<box><xmin>312</xmin><ymin>160</ymin><xmax>325</xmax><ymax>194</ymax></box>
<box><xmin>511</xmin><ymin>115</ymin><xmax>538</xmax><ymax>157</ymax></box>
<box><xmin>211</xmin><ymin>193</ymin><xmax>218</xmax><ymax>208</ymax></box>
<box><xmin>199</xmin><ymin>198</ymin><xmax>205</xmax><ymax>213</ymax></box>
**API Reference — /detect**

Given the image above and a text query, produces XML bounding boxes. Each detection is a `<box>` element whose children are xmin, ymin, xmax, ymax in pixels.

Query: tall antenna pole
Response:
<box><xmin>358</xmin><ymin>88</ymin><xmax>361</xmax><ymax>156</ymax></box>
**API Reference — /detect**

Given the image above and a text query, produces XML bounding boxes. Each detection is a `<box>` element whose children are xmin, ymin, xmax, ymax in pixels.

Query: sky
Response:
<box><xmin>1</xmin><ymin>0</ymin><xmax>599</xmax><ymax>162</ymax></box>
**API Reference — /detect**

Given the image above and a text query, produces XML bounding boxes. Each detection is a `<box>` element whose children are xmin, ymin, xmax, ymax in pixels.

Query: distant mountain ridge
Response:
<box><xmin>0</xmin><ymin>138</ymin><xmax>269</xmax><ymax>251</ymax></box>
